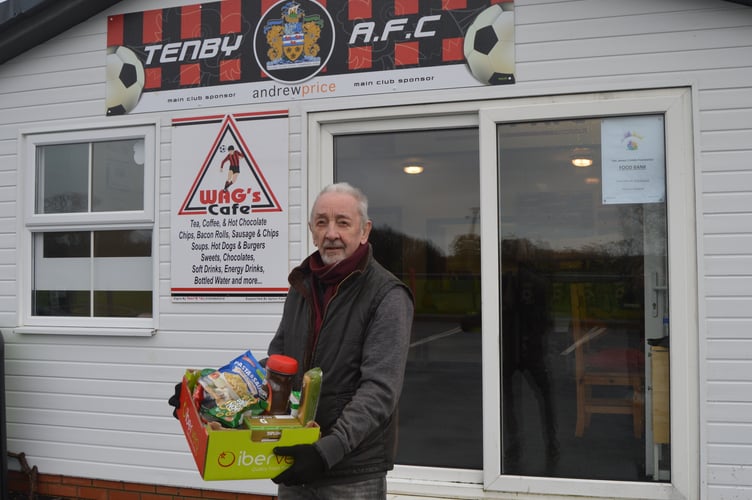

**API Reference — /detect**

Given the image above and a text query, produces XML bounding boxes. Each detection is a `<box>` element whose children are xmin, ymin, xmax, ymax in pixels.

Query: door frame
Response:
<box><xmin>306</xmin><ymin>87</ymin><xmax>698</xmax><ymax>500</ymax></box>
<box><xmin>479</xmin><ymin>88</ymin><xmax>697</xmax><ymax>499</ymax></box>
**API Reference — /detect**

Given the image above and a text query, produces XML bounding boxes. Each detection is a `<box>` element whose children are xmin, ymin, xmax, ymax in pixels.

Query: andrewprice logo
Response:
<box><xmin>254</xmin><ymin>0</ymin><xmax>335</xmax><ymax>84</ymax></box>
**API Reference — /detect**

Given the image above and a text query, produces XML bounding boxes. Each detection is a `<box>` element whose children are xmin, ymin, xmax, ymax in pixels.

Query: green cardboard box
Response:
<box><xmin>178</xmin><ymin>371</ymin><xmax>320</xmax><ymax>480</ymax></box>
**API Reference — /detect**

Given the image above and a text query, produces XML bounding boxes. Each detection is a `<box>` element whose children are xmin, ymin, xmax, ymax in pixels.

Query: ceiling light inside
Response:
<box><xmin>402</xmin><ymin>158</ymin><xmax>425</xmax><ymax>174</ymax></box>
<box><xmin>571</xmin><ymin>147</ymin><xmax>593</xmax><ymax>168</ymax></box>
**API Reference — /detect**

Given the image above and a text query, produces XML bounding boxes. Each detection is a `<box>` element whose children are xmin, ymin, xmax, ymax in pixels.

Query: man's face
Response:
<box><xmin>310</xmin><ymin>191</ymin><xmax>372</xmax><ymax>265</ymax></box>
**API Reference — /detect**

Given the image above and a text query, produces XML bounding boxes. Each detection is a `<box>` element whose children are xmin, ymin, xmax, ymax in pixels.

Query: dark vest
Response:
<box><xmin>276</xmin><ymin>251</ymin><xmax>410</xmax><ymax>482</ymax></box>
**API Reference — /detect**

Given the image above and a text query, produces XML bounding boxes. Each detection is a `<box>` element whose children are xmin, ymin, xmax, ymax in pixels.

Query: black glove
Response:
<box><xmin>168</xmin><ymin>382</ymin><xmax>182</xmax><ymax>419</ymax></box>
<box><xmin>272</xmin><ymin>444</ymin><xmax>327</xmax><ymax>486</ymax></box>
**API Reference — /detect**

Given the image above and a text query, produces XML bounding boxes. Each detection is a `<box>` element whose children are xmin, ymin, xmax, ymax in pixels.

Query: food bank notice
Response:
<box><xmin>170</xmin><ymin>112</ymin><xmax>289</xmax><ymax>302</ymax></box>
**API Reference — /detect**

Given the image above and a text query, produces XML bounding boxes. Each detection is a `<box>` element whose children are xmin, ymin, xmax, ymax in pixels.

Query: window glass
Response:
<box><xmin>32</xmin><ymin>230</ymin><xmax>152</xmax><ymax>318</ymax></box>
<box><xmin>497</xmin><ymin>117</ymin><xmax>670</xmax><ymax>481</ymax></box>
<box><xmin>37</xmin><ymin>144</ymin><xmax>89</xmax><ymax>213</ymax></box>
<box><xmin>334</xmin><ymin>128</ymin><xmax>482</xmax><ymax>469</ymax></box>
<box><xmin>92</xmin><ymin>139</ymin><xmax>145</xmax><ymax>212</ymax></box>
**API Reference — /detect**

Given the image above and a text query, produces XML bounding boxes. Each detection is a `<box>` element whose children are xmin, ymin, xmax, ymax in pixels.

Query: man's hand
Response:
<box><xmin>272</xmin><ymin>444</ymin><xmax>326</xmax><ymax>486</ymax></box>
<box><xmin>168</xmin><ymin>382</ymin><xmax>182</xmax><ymax>419</ymax></box>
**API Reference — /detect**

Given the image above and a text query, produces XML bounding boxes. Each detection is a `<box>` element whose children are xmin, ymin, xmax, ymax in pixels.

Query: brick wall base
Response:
<box><xmin>8</xmin><ymin>471</ymin><xmax>276</xmax><ymax>500</ymax></box>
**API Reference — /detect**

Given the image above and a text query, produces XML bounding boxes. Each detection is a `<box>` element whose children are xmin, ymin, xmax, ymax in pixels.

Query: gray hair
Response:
<box><xmin>310</xmin><ymin>182</ymin><xmax>369</xmax><ymax>230</ymax></box>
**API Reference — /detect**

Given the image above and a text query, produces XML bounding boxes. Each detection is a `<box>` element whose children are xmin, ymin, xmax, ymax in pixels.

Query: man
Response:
<box><xmin>169</xmin><ymin>183</ymin><xmax>414</xmax><ymax>498</ymax></box>
<box><xmin>270</xmin><ymin>182</ymin><xmax>414</xmax><ymax>499</ymax></box>
<box><xmin>220</xmin><ymin>145</ymin><xmax>243</xmax><ymax>192</ymax></box>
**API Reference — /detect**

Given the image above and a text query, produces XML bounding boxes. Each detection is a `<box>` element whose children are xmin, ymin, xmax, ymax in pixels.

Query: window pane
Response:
<box><xmin>32</xmin><ymin>230</ymin><xmax>153</xmax><ymax>318</ymax></box>
<box><xmin>94</xmin><ymin>229</ymin><xmax>151</xmax><ymax>257</ymax></box>
<box><xmin>93</xmin><ymin>230</ymin><xmax>153</xmax><ymax>318</ymax></box>
<box><xmin>498</xmin><ymin>118</ymin><xmax>669</xmax><ymax>481</ymax></box>
<box><xmin>334</xmin><ymin>128</ymin><xmax>482</xmax><ymax>469</ymax></box>
<box><xmin>33</xmin><ymin>232</ymin><xmax>91</xmax><ymax>316</ymax></box>
<box><xmin>92</xmin><ymin>139</ymin><xmax>145</xmax><ymax>212</ymax></box>
<box><xmin>94</xmin><ymin>291</ymin><xmax>152</xmax><ymax>317</ymax></box>
<box><xmin>37</xmin><ymin>144</ymin><xmax>89</xmax><ymax>213</ymax></box>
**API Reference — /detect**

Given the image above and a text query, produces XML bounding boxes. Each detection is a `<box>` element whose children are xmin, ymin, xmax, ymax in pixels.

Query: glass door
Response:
<box><xmin>496</xmin><ymin>116</ymin><xmax>669</xmax><ymax>481</ymax></box>
<box><xmin>479</xmin><ymin>90</ymin><xmax>696</xmax><ymax>499</ymax></box>
<box><xmin>333</xmin><ymin>126</ymin><xmax>483</xmax><ymax>470</ymax></box>
<box><xmin>312</xmin><ymin>89</ymin><xmax>696</xmax><ymax>499</ymax></box>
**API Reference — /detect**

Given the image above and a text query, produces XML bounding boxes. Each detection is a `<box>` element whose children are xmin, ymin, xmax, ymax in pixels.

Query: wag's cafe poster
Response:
<box><xmin>170</xmin><ymin>111</ymin><xmax>289</xmax><ymax>302</ymax></box>
<box><xmin>104</xmin><ymin>0</ymin><xmax>515</xmax><ymax>115</ymax></box>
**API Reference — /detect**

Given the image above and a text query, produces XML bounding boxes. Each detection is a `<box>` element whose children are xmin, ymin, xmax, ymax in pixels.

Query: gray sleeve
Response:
<box><xmin>314</xmin><ymin>286</ymin><xmax>414</xmax><ymax>468</ymax></box>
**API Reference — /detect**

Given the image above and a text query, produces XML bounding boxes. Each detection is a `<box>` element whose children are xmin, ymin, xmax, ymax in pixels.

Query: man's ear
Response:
<box><xmin>361</xmin><ymin>219</ymin><xmax>373</xmax><ymax>244</ymax></box>
<box><xmin>308</xmin><ymin>222</ymin><xmax>318</xmax><ymax>247</ymax></box>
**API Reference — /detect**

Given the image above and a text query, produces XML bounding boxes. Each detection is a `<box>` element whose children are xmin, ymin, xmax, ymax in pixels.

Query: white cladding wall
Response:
<box><xmin>0</xmin><ymin>0</ymin><xmax>750</xmax><ymax>499</ymax></box>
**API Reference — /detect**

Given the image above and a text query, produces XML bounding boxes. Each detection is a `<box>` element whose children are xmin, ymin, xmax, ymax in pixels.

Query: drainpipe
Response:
<box><xmin>1</xmin><ymin>332</ymin><xmax>7</xmax><ymax>500</ymax></box>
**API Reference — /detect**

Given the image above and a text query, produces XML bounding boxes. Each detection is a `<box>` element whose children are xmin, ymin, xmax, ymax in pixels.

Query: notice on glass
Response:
<box><xmin>170</xmin><ymin>111</ymin><xmax>289</xmax><ymax>302</ymax></box>
<box><xmin>601</xmin><ymin>115</ymin><xmax>665</xmax><ymax>205</ymax></box>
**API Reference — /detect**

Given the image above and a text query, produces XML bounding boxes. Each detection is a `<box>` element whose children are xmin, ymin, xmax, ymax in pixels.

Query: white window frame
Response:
<box><xmin>308</xmin><ymin>87</ymin><xmax>698</xmax><ymax>500</ymax></box>
<box><xmin>17</xmin><ymin>120</ymin><xmax>159</xmax><ymax>336</ymax></box>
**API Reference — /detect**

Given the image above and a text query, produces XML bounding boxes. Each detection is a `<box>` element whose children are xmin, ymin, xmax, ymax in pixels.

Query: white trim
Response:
<box><xmin>17</xmin><ymin>119</ymin><xmax>160</xmax><ymax>333</ymax></box>
<box><xmin>478</xmin><ymin>88</ymin><xmax>697</xmax><ymax>499</ymax></box>
<box><xmin>14</xmin><ymin>326</ymin><xmax>156</xmax><ymax>337</ymax></box>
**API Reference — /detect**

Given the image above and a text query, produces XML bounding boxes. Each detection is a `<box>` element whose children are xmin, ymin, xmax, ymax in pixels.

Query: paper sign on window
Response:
<box><xmin>601</xmin><ymin>115</ymin><xmax>665</xmax><ymax>205</ymax></box>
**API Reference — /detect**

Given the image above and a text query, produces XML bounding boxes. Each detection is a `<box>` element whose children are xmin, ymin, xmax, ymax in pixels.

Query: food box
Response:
<box><xmin>177</xmin><ymin>371</ymin><xmax>320</xmax><ymax>480</ymax></box>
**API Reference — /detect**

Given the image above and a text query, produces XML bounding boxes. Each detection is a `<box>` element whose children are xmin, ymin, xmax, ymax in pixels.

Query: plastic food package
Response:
<box><xmin>197</xmin><ymin>350</ymin><xmax>268</xmax><ymax>427</ymax></box>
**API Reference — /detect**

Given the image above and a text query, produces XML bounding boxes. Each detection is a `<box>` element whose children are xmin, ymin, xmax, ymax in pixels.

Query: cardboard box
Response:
<box><xmin>177</xmin><ymin>372</ymin><xmax>320</xmax><ymax>480</ymax></box>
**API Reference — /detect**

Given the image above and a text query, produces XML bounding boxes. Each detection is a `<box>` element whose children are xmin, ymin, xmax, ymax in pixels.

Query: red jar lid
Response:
<box><xmin>267</xmin><ymin>354</ymin><xmax>298</xmax><ymax>375</ymax></box>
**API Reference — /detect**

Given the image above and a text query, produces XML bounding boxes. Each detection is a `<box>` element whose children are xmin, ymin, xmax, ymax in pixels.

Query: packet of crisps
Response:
<box><xmin>197</xmin><ymin>350</ymin><xmax>268</xmax><ymax>427</ymax></box>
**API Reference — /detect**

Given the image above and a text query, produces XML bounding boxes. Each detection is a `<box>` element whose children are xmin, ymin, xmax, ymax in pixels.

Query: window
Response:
<box><xmin>21</xmin><ymin>124</ymin><xmax>156</xmax><ymax>334</ymax></box>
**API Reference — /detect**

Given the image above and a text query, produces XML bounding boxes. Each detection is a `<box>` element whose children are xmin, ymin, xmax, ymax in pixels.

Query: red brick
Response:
<box><xmin>175</xmin><ymin>486</ymin><xmax>204</xmax><ymax>497</ymax></box>
<box><xmin>110</xmin><ymin>491</ymin><xmax>142</xmax><ymax>500</ymax></box>
<box><xmin>142</xmin><ymin>494</ymin><xmax>173</xmax><ymax>500</ymax></box>
<box><xmin>125</xmin><ymin>481</ymin><xmax>157</xmax><ymax>493</ymax></box>
<box><xmin>63</xmin><ymin>475</ymin><xmax>94</xmax><ymax>486</ymax></box>
<box><xmin>77</xmin><ymin>486</ymin><xmax>109</xmax><ymax>500</ymax></box>
<box><xmin>200</xmin><ymin>490</ymin><xmax>237</xmax><ymax>499</ymax></box>
<box><xmin>39</xmin><ymin>482</ymin><xmax>80</xmax><ymax>498</ymax></box>
<box><xmin>156</xmin><ymin>485</ymin><xmax>181</xmax><ymax>495</ymax></box>
<box><xmin>93</xmin><ymin>479</ymin><xmax>125</xmax><ymax>490</ymax></box>
<box><xmin>38</xmin><ymin>472</ymin><xmax>64</xmax><ymax>485</ymax></box>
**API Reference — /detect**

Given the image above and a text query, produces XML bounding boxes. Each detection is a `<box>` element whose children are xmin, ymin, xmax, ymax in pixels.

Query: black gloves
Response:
<box><xmin>272</xmin><ymin>444</ymin><xmax>327</xmax><ymax>485</ymax></box>
<box><xmin>168</xmin><ymin>382</ymin><xmax>182</xmax><ymax>419</ymax></box>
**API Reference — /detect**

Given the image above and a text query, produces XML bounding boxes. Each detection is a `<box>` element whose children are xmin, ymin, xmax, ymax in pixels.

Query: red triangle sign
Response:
<box><xmin>178</xmin><ymin>114</ymin><xmax>282</xmax><ymax>215</ymax></box>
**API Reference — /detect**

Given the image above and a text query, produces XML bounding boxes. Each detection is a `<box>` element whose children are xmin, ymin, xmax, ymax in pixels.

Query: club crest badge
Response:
<box><xmin>254</xmin><ymin>0</ymin><xmax>334</xmax><ymax>84</ymax></box>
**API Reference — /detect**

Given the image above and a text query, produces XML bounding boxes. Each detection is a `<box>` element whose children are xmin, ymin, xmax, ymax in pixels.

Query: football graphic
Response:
<box><xmin>463</xmin><ymin>3</ymin><xmax>515</xmax><ymax>85</ymax></box>
<box><xmin>106</xmin><ymin>45</ymin><xmax>145</xmax><ymax>115</ymax></box>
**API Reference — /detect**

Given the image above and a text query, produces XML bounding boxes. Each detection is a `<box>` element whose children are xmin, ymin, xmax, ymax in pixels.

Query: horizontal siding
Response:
<box><xmin>705</xmin><ymin>257</ymin><xmax>752</xmax><ymax>276</ymax></box>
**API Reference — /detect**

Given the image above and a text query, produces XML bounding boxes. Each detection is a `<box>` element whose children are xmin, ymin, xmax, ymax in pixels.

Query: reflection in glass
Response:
<box><xmin>334</xmin><ymin>128</ymin><xmax>482</xmax><ymax>469</ymax></box>
<box><xmin>36</xmin><ymin>139</ymin><xmax>145</xmax><ymax>214</ymax></box>
<box><xmin>92</xmin><ymin>139</ymin><xmax>145</xmax><ymax>212</ymax></box>
<box><xmin>498</xmin><ymin>118</ymin><xmax>669</xmax><ymax>481</ymax></box>
<box><xmin>32</xmin><ymin>230</ymin><xmax>152</xmax><ymax>318</ymax></box>
<box><xmin>37</xmin><ymin>144</ymin><xmax>89</xmax><ymax>213</ymax></box>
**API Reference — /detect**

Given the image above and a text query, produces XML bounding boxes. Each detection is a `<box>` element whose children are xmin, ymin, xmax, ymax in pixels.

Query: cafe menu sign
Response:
<box><xmin>170</xmin><ymin>110</ymin><xmax>289</xmax><ymax>302</ymax></box>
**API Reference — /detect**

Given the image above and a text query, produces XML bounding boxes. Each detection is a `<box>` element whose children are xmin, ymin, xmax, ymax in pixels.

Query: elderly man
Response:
<box><xmin>270</xmin><ymin>182</ymin><xmax>414</xmax><ymax>499</ymax></box>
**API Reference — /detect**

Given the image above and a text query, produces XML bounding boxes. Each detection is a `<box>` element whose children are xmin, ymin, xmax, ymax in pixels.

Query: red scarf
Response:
<box><xmin>308</xmin><ymin>243</ymin><xmax>369</xmax><ymax>337</ymax></box>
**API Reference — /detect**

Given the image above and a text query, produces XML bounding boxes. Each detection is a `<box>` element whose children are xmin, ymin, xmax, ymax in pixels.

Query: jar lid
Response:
<box><xmin>267</xmin><ymin>354</ymin><xmax>298</xmax><ymax>375</ymax></box>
